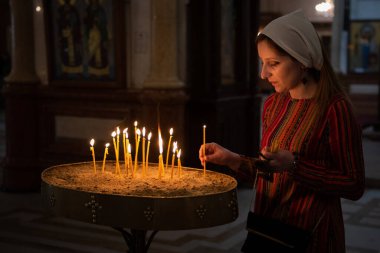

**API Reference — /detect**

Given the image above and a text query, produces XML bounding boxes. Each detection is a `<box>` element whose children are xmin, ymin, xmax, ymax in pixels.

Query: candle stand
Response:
<box><xmin>41</xmin><ymin>162</ymin><xmax>239</xmax><ymax>253</ymax></box>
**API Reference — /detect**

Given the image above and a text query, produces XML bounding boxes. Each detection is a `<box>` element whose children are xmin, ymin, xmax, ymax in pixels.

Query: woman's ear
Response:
<box><xmin>300</xmin><ymin>65</ymin><xmax>308</xmax><ymax>84</ymax></box>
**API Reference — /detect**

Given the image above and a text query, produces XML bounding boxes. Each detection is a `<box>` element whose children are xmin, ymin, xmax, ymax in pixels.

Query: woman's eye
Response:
<box><xmin>268</xmin><ymin>62</ymin><xmax>279</xmax><ymax>67</ymax></box>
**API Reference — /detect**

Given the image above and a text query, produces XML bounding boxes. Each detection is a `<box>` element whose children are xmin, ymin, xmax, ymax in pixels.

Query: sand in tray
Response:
<box><xmin>42</xmin><ymin>162</ymin><xmax>237</xmax><ymax>197</ymax></box>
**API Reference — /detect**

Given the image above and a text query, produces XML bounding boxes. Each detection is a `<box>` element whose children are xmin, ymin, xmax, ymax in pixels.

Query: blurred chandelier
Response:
<box><xmin>315</xmin><ymin>0</ymin><xmax>334</xmax><ymax>17</ymax></box>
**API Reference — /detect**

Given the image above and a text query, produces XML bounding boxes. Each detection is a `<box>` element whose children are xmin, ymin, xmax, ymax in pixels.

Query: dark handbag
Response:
<box><xmin>241</xmin><ymin>211</ymin><xmax>312</xmax><ymax>253</ymax></box>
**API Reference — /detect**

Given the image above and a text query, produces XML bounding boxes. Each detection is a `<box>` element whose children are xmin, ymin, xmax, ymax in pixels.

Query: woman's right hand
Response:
<box><xmin>199</xmin><ymin>142</ymin><xmax>241</xmax><ymax>171</ymax></box>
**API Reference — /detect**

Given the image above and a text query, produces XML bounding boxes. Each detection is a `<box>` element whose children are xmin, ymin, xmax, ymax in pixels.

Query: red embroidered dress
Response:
<box><xmin>241</xmin><ymin>92</ymin><xmax>365</xmax><ymax>253</ymax></box>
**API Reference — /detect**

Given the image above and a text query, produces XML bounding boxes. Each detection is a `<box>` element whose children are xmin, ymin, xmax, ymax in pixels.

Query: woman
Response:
<box><xmin>199</xmin><ymin>10</ymin><xmax>364</xmax><ymax>253</ymax></box>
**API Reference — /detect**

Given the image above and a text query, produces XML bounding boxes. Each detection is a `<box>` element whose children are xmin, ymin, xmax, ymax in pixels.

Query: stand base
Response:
<box><xmin>114</xmin><ymin>228</ymin><xmax>158</xmax><ymax>253</ymax></box>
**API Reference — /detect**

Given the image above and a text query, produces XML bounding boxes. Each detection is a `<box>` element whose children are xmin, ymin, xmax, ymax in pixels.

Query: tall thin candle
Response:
<box><xmin>203</xmin><ymin>125</ymin><xmax>206</xmax><ymax>176</ymax></box>
<box><xmin>145</xmin><ymin>132</ymin><xmax>152</xmax><ymax>174</ymax></box>
<box><xmin>142</xmin><ymin>127</ymin><xmax>146</xmax><ymax>176</ymax></box>
<box><xmin>102</xmin><ymin>143</ymin><xmax>110</xmax><ymax>173</ymax></box>
<box><xmin>177</xmin><ymin>149</ymin><xmax>182</xmax><ymax>177</ymax></box>
<box><xmin>116</xmin><ymin>127</ymin><xmax>121</xmax><ymax>174</ymax></box>
<box><xmin>171</xmin><ymin>141</ymin><xmax>177</xmax><ymax>179</ymax></box>
<box><xmin>127</xmin><ymin>143</ymin><xmax>133</xmax><ymax>174</ymax></box>
<box><xmin>123</xmin><ymin>128</ymin><xmax>128</xmax><ymax>173</ymax></box>
<box><xmin>133</xmin><ymin>128</ymin><xmax>141</xmax><ymax>177</ymax></box>
<box><xmin>158</xmin><ymin>131</ymin><xmax>164</xmax><ymax>179</ymax></box>
<box><xmin>111</xmin><ymin>131</ymin><xmax>119</xmax><ymax>174</ymax></box>
<box><xmin>90</xmin><ymin>139</ymin><xmax>96</xmax><ymax>173</ymax></box>
<box><xmin>165</xmin><ymin>128</ymin><xmax>173</xmax><ymax>174</ymax></box>
<box><xmin>134</xmin><ymin>121</ymin><xmax>138</xmax><ymax>147</ymax></box>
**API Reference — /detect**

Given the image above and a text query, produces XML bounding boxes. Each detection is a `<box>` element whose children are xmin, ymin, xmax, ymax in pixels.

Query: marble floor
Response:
<box><xmin>0</xmin><ymin>187</ymin><xmax>379</xmax><ymax>253</ymax></box>
<box><xmin>0</xmin><ymin>113</ymin><xmax>380</xmax><ymax>252</ymax></box>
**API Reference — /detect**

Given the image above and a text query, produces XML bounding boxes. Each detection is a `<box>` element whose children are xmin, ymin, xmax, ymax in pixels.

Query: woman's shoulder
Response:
<box><xmin>324</xmin><ymin>93</ymin><xmax>355</xmax><ymax>119</ymax></box>
<box><xmin>327</xmin><ymin>93</ymin><xmax>351</xmax><ymax>109</ymax></box>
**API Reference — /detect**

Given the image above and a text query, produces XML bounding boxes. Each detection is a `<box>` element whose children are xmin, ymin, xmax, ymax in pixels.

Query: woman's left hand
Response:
<box><xmin>260</xmin><ymin>146</ymin><xmax>294</xmax><ymax>172</ymax></box>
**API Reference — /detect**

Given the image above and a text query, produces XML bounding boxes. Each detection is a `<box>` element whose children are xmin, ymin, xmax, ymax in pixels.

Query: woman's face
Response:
<box><xmin>258</xmin><ymin>40</ymin><xmax>303</xmax><ymax>93</ymax></box>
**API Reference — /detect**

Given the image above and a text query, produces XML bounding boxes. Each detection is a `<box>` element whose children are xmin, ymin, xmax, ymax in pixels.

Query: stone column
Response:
<box><xmin>144</xmin><ymin>0</ymin><xmax>183</xmax><ymax>88</ymax></box>
<box><xmin>138</xmin><ymin>0</ymin><xmax>187</xmax><ymax>162</ymax></box>
<box><xmin>1</xmin><ymin>0</ymin><xmax>40</xmax><ymax>191</ymax></box>
<box><xmin>5</xmin><ymin>0</ymin><xmax>39</xmax><ymax>83</ymax></box>
<box><xmin>331</xmin><ymin>0</ymin><xmax>346</xmax><ymax>73</ymax></box>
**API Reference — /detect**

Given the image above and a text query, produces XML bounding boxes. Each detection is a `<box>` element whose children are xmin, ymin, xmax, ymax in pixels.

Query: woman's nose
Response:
<box><xmin>260</xmin><ymin>65</ymin><xmax>270</xmax><ymax>80</ymax></box>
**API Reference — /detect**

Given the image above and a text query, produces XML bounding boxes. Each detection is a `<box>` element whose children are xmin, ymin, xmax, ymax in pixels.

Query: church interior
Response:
<box><xmin>0</xmin><ymin>0</ymin><xmax>380</xmax><ymax>252</ymax></box>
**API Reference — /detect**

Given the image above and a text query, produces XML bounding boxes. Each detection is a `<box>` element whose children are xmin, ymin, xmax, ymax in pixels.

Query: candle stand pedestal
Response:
<box><xmin>41</xmin><ymin>162</ymin><xmax>239</xmax><ymax>253</ymax></box>
<box><xmin>114</xmin><ymin>228</ymin><xmax>158</xmax><ymax>253</ymax></box>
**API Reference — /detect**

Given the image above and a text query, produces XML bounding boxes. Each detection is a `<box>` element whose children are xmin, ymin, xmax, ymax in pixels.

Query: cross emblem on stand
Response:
<box><xmin>84</xmin><ymin>195</ymin><xmax>102</xmax><ymax>223</ymax></box>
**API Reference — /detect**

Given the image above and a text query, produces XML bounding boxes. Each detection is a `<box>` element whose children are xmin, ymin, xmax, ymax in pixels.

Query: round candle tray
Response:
<box><xmin>41</xmin><ymin>161</ymin><xmax>239</xmax><ymax>230</ymax></box>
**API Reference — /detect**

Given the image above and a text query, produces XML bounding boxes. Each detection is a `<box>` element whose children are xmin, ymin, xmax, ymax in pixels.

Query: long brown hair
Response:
<box><xmin>315</xmin><ymin>41</ymin><xmax>351</xmax><ymax>114</ymax></box>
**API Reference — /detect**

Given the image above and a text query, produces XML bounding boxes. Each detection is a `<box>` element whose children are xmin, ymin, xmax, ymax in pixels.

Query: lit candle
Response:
<box><xmin>134</xmin><ymin>121</ymin><xmax>138</xmax><ymax>147</ymax></box>
<box><xmin>127</xmin><ymin>143</ymin><xmax>133</xmax><ymax>175</ymax></box>
<box><xmin>145</xmin><ymin>132</ymin><xmax>152</xmax><ymax>174</ymax></box>
<box><xmin>142</xmin><ymin>127</ymin><xmax>146</xmax><ymax>176</ymax></box>
<box><xmin>165</xmin><ymin>128</ymin><xmax>173</xmax><ymax>174</ymax></box>
<box><xmin>102</xmin><ymin>143</ymin><xmax>110</xmax><ymax>173</ymax></box>
<box><xmin>123</xmin><ymin>128</ymin><xmax>129</xmax><ymax>173</ymax></box>
<box><xmin>116</xmin><ymin>127</ymin><xmax>121</xmax><ymax>174</ymax></box>
<box><xmin>203</xmin><ymin>125</ymin><xmax>206</xmax><ymax>176</ymax></box>
<box><xmin>177</xmin><ymin>149</ymin><xmax>182</xmax><ymax>177</ymax></box>
<box><xmin>133</xmin><ymin>128</ymin><xmax>141</xmax><ymax>177</ymax></box>
<box><xmin>111</xmin><ymin>131</ymin><xmax>119</xmax><ymax>174</ymax></box>
<box><xmin>90</xmin><ymin>138</ymin><xmax>96</xmax><ymax>173</ymax></box>
<box><xmin>158</xmin><ymin>131</ymin><xmax>164</xmax><ymax>179</ymax></box>
<box><xmin>171</xmin><ymin>141</ymin><xmax>177</xmax><ymax>179</ymax></box>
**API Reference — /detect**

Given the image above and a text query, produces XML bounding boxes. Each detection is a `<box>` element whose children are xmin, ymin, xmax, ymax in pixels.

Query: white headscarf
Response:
<box><xmin>260</xmin><ymin>10</ymin><xmax>323</xmax><ymax>70</ymax></box>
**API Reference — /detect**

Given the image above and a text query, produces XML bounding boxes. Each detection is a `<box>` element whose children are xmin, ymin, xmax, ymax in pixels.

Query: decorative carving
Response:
<box><xmin>84</xmin><ymin>195</ymin><xmax>102</xmax><ymax>223</ymax></box>
<box><xmin>196</xmin><ymin>204</ymin><xmax>207</xmax><ymax>220</ymax></box>
<box><xmin>143</xmin><ymin>206</ymin><xmax>154</xmax><ymax>221</ymax></box>
<box><xmin>49</xmin><ymin>193</ymin><xmax>56</xmax><ymax>207</ymax></box>
<box><xmin>228</xmin><ymin>191</ymin><xmax>238</xmax><ymax>219</ymax></box>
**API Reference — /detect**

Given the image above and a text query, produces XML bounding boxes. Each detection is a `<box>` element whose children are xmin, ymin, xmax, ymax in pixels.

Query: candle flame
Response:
<box><xmin>116</xmin><ymin>127</ymin><xmax>120</xmax><ymax>135</ymax></box>
<box><xmin>203</xmin><ymin>125</ymin><xmax>206</xmax><ymax>129</ymax></box>
<box><xmin>134</xmin><ymin>121</ymin><xmax>138</xmax><ymax>127</ymax></box>
<box><xmin>148</xmin><ymin>132</ymin><xmax>152</xmax><ymax>140</ymax></box>
<box><xmin>173</xmin><ymin>141</ymin><xmax>177</xmax><ymax>153</ymax></box>
<box><xmin>136</xmin><ymin>128</ymin><xmax>141</xmax><ymax>136</ymax></box>
<box><xmin>105</xmin><ymin>143</ymin><xmax>110</xmax><ymax>148</ymax></box>
<box><xmin>158</xmin><ymin>126</ymin><xmax>162</xmax><ymax>154</ymax></box>
<box><xmin>169</xmin><ymin>128</ymin><xmax>173</xmax><ymax>135</ymax></box>
<box><xmin>90</xmin><ymin>139</ymin><xmax>95</xmax><ymax>146</ymax></box>
<box><xmin>123</xmin><ymin>128</ymin><xmax>128</xmax><ymax>134</ymax></box>
<box><xmin>177</xmin><ymin>149</ymin><xmax>181</xmax><ymax>158</ymax></box>
<box><xmin>142</xmin><ymin>127</ymin><xmax>146</xmax><ymax>137</ymax></box>
<box><xmin>126</xmin><ymin>132</ymin><xmax>129</xmax><ymax>139</ymax></box>
<box><xmin>159</xmin><ymin>133</ymin><xmax>163</xmax><ymax>154</ymax></box>
<box><xmin>111</xmin><ymin>131</ymin><xmax>116</xmax><ymax>138</ymax></box>
<box><xmin>128</xmin><ymin>143</ymin><xmax>131</xmax><ymax>153</ymax></box>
